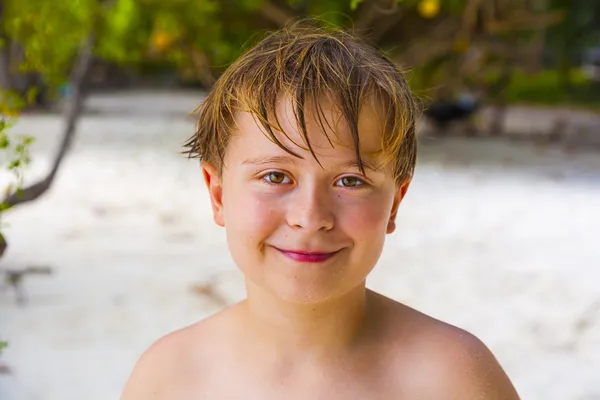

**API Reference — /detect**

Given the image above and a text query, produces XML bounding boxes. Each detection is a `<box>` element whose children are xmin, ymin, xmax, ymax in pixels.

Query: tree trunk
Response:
<box><xmin>488</xmin><ymin>68</ymin><xmax>512</xmax><ymax>136</ymax></box>
<box><xmin>0</xmin><ymin>39</ymin><xmax>11</xmax><ymax>91</ymax></box>
<box><xmin>489</xmin><ymin>103</ymin><xmax>507</xmax><ymax>136</ymax></box>
<box><xmin>0</xmin><ymin>0</ymin><xmax>12</xmax><ymax>91</ymax></box>
<box><xmin>557</xmin><ymin>40</ymin><xmax>572</xmax><ymax>91</ymax></box>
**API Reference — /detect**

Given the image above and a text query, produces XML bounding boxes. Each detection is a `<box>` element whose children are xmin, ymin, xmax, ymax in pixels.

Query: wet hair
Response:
<box><xmin>183</xmin><ymin>19</ymin><xmax>417</xmax><ymax>184</ymax></box>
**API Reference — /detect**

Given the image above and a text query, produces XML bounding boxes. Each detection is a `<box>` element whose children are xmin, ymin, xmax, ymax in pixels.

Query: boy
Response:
<box><xmin>121</xmin><ymin>22</ymin><xmax>520</xmax><ymax>399</ymax></box>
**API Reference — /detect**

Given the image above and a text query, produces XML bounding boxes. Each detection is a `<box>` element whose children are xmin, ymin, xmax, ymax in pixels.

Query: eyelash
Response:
<box><xmin>259</xmin><ymin>171</ymin><xmax>367</xmax><ymax>188</ymax></box>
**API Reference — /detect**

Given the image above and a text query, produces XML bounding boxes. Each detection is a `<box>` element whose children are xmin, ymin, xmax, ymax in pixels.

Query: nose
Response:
<box><xmin>286</xmin><ymin>182</ymin><xmax>335</xmax><ymax>232</ymax></box>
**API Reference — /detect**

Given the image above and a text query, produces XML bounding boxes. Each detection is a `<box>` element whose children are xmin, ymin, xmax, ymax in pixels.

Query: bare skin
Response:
<box><xmin>120</xmin><ymin>289</ymin><xmax>519</xmax><ymax>400</ymax></box>
<box><xmin>121</xmin><ymin>95</ymin><xmax>520</xmax><ymax>399</ymax></box>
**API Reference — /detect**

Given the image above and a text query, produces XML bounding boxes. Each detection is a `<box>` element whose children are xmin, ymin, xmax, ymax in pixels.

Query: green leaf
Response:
<box><xmin>350</xmin><ymin>0</ymin><xmax>364</xmax><ymax>11</ymax></box>
<box><xmin>0</xmin><ymin>134</ymin><xmax>9</xmax><ymax>149</ymax></box>
<box><xmin>8</xmin><ymin>159</ymin><xmax>21</xmax><ymax>170</ymax></box>
<box><xmin>26</xmin><ymin>87</ymin><xmax>39</xmax><ymax>105</ymax></box>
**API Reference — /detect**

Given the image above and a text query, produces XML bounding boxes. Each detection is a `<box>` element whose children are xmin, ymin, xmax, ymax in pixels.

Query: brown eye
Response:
<box><xmin>337</xmin><ymin>176</ymin><xmax>365</xmax><ymax>188</ymax></box>
<box><xmin>264</xmin><ymin>172</ymin><xmax>289</xmax><ymax>184</ymax></box>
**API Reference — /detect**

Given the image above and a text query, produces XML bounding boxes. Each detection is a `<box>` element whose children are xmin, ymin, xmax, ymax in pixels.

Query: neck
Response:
<box><xmin>238</xmin><ymin>282</ymin><xmax>371</xmax><ymax>359</ymax></box>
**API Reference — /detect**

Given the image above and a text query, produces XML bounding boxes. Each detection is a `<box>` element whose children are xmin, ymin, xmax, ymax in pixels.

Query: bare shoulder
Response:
<box><xmin>371</xmin><ymin>291</ymin><xmax>521</xmax><ymax>399</ymax></box>
<box><xmin>119</xmin><ymin>307</ymin><xmax>236</xmax><ymax>400</ymax></box>
<box><xmin>413</xmin><ymin>321</ymin><xmax>521</xmax><ymax>400</ymax></box>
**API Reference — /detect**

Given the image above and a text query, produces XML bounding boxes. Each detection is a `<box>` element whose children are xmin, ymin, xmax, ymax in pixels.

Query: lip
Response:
<box><xmin>273</xmin><ymin>247</ymin><xmax>341</xmax><ymax>263</ymax></box>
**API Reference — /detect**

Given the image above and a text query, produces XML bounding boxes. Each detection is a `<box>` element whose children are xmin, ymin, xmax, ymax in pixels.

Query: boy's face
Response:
<box><xmin>202</xmin><ymin>95</ymin><xmax>410</xmax><ymax>304</ymax></box>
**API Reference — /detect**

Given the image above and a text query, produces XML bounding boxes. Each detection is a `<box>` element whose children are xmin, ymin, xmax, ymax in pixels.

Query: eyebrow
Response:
<box><xmin>336</xmin><ymin>160</ymin><xmax>382</xmax><ymax>173</ymax></box>
<box><xmin>242</xmin><ymin>155</ymin><xmax>299</xmax><ymax>166</ymax></box>
<box><xmin>242</xmin><ymin>155</ymin><xmax>383</xmax><ymax>173</ymax></box>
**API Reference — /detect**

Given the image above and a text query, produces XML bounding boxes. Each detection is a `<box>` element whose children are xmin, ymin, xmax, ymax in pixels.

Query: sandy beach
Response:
<box><xmin>1</xmin><ymin>91</ymin><xmax>600</xmax><ymax>399</ymax></box>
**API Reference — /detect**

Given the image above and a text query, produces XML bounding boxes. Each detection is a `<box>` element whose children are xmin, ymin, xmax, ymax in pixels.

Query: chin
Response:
<box><xmin>233</xmin><ymin>247</ymin><xmax>374</xmax><ymax>304</ymax></box>
<box><xmin>238</xmin><ymin>264</ymin><xmax>346</xmax><ymax>304</ymax></box>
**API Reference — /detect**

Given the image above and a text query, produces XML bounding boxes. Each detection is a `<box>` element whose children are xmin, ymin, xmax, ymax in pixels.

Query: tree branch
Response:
<box><xmin>257</xmin><ymin>1</ymin><xmax>296</xmax><ymax>27</ymax></box>
<box><xmin>369</xmin><ymin>8</ymin><xmax>406</xmax><ymax>44</ymax></box>
<box><xmin>2</xmin><ymin>30</ymin><xmax>95</xmax><ymax>209</ymax></box>
<box><xmin>394</xmin><ymin>19</ymin><xmax>459</xmax><ymax>66</ymax></box>
<box><xmin>354</xmin><ymin>0</ymin><xmax>401</xmax><ymax>37</ymax></box>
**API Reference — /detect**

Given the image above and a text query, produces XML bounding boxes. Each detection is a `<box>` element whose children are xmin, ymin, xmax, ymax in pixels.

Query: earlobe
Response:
<box><xmin>386</xmin><ymin>178</ymin><xmax>411</xmax><ymax>234</ymax></box>
<box><xmin>386</xmin><ymin>219</ymin><xmax>396</xmax><ymax>234</ymax></box>
<box><xmin>201</xmin><ymin>162</ymin><xmax>225</xmax><ymax>227</ymax></box>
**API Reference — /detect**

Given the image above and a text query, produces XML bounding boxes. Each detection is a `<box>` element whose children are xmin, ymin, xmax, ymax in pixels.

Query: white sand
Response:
<box><xmin>1</xmin><ymin>91</ymin><xmax>600</xmax><ymax>399</ymax></box>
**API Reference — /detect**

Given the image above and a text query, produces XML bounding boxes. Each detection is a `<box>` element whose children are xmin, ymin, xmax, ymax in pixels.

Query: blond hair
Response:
<box><xmin>184</xmin><ymin>20</ymin><xmax>417</xmax><ymax>184</ymax></box>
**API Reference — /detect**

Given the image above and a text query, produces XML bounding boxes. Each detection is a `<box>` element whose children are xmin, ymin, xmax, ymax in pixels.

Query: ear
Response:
<box><xmin>386</xmin><ymin>178</ymin><xmax>411</xmax><ymax>234</ymax></box>
<box><xmin>201</xmin><ymin>162</ymin><xmax>225</xmax><ymax>227</ymax></box>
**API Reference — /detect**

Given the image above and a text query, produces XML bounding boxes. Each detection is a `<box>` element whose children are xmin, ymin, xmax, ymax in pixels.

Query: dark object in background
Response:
<box><xmin>0</xmin><ymin>233</ymin><xmax>6</xmax><ymax>259</ymax></box>
<box><xmin>423</xmin><ymin>93</ymin><xmax>479</xmax><ymax>130</ymax></box>
<box><xmin>13</xmin><ymin>72</ymin><xmax>50</xmax><ymax>109</ymax></box>
<box><xmin>583</xmin><ymin>47</ymin><xmax>600</xmax><ymax>83</ymax></box>
<box><xmin>1</xmin><ymin>266</ymin><xmax>53</xmax><ymax>305</ymax></box>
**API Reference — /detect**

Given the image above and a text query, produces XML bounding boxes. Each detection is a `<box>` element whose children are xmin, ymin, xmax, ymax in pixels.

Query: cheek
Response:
<box><xmin>222</xmin><ymin>184</ymin><xmax>282</xmax><ymax>239</ymax></box>
<box><xmin>335</xmin><ymin>195</ymin><xmax>390</xmax><ymax>273</ymax></box>
<box><xmin>337</xmin><ymin>194</ymin><xmax>392</xmax><ymax>234</ymax></box>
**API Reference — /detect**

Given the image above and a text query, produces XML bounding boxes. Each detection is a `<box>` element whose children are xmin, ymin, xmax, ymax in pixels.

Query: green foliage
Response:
<box><xmin>2</xmin><ymin>0</ymin><xmax>597</xmax><ymax>108</ymax></box>
<box><xmin>2</xmin><ymin>0</ymin><xmax>98</xmax><ymax>86</ymax></box>
<box><xmin>503</xmin><ymin>69</ymin><xmax>600</xmax><ymax>109</ymax></box>
<box><xmin>0</xmin><ymin>340</ymin><xmax>6</xmax><ymax>370</ymax></box>
<box><xmin>0</xmin><ymin>130</ymin><xmax>34</xmax><ymax>212</ymax></box>
<box><xmin>546</xmin><ymin>0</ymin><xmax>600</xmax><ymax>72</ymax></box>
<box><xmin>0</xmin><ymin>89</ymin><xmax>36</xmax><ymax>213</ymax></box>
<box><xmin>0</xmin><ymin>0</ymin><xmax>463</xmax><ymax>87</ymax></box>
<box><xmin>349</xmin><ymin>0</ymin><xmax>364</xmax><ymax>11</ymax></box>
<box><xmin>97</xmin><ymin>0</ymin><xmax>150</xmax><ymax>64</ymax></box>
<box><xmin>350</xmin><ymin>0</ymin><xmax>417</xmax><ymax>11</ymax></box>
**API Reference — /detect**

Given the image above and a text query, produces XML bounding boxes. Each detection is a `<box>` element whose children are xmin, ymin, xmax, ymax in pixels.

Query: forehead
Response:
<box><xmin>229</xmin><ymin>94</ymin><xmax>386</xmax><ymax>163</ymax></box>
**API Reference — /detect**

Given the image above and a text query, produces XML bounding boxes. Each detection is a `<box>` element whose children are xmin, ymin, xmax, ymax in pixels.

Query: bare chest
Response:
<box><xmin>175</xmin><ymin>360</ymin><xmax>404</xmax><ymax>400</ymax></box>
<box><xmin>186</xmin><ymin>373</ymin><xmax>399</xmax><ymax>400</ymax></box>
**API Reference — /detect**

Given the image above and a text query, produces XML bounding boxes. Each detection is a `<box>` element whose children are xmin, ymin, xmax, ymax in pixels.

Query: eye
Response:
<box><xmin>263</xmin><ymin>171</ymin><xmax>292</xmax><ymax>185</ymax></box>
<box><xmin>335</xmin><ymin>176</ymin><xmax>365</xmax><ymax>188</ymax></box>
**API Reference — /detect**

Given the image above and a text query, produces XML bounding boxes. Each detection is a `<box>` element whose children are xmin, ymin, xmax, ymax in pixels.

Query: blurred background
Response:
<box><xmin>0</xmin><ymin>0</ymin><xmax>599</xmax><ymax>399</ymax></box>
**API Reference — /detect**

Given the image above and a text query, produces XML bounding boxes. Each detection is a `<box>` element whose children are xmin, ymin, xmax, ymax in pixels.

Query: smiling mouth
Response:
<box><xmin>273</xmin><ymin>248</ymin><xmax>341</xmax><ymax>263</ymax></box>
